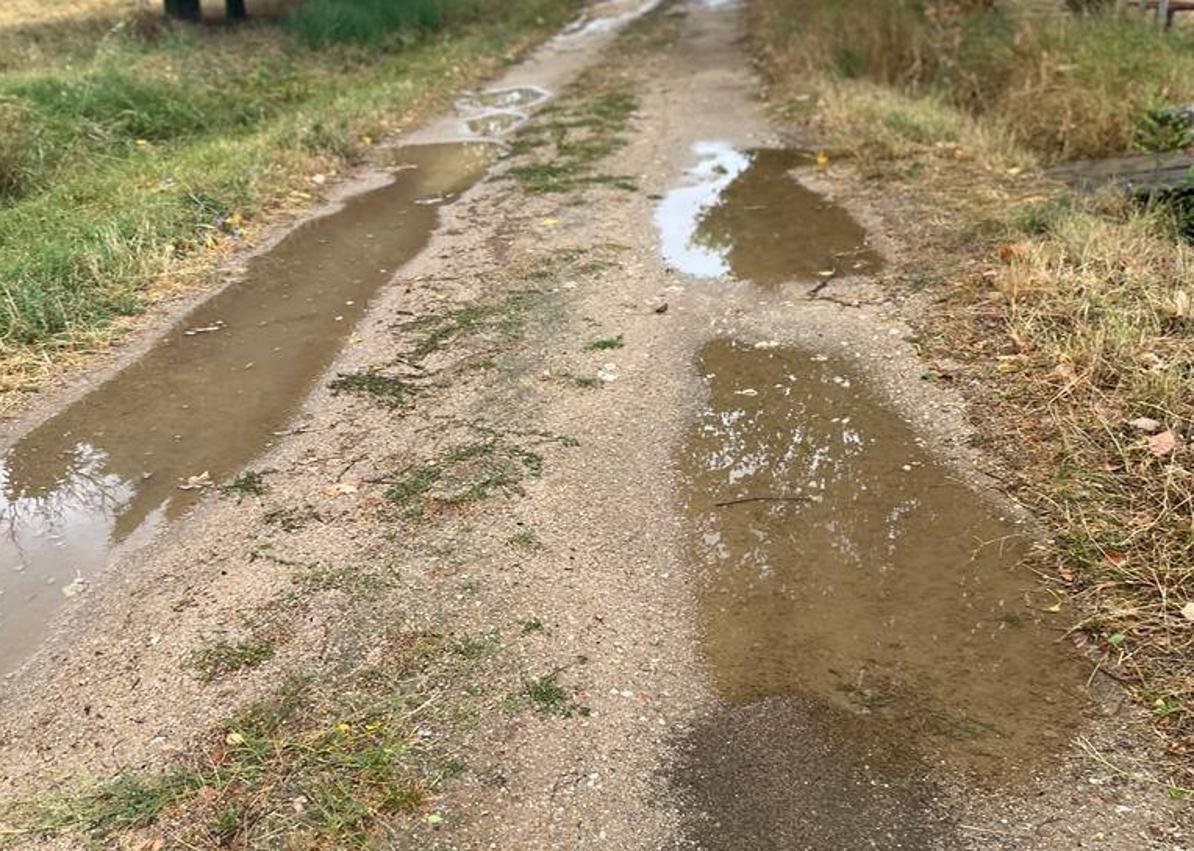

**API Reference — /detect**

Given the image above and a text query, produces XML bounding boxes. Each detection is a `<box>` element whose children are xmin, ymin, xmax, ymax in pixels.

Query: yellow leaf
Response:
<box><xmin>541</xmin><ymin>217</ymin><xmax>560</xmax><ymax>227</ymax></box>
<box><xmin>815</xmin><ymin>150</ymin><xmax>829</xmax><ymax>167</ymax></box>
<box><xmin>225</xmin><ymin>731</ymin><xmax>246</xmax><ymax>746</ymax></box>
<box><xmin>1045</xmin><ymin>602</ymin><xmax>1061</xmax><ymax>613</ymax></box>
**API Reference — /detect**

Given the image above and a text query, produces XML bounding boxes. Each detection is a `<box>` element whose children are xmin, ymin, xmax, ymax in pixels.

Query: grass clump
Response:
<box><xmin>522</xmin><ymin>670</ymin><xmax>589</xmax><ymax>718</ymax></box>
<box><xmin>509</xmin><ymin>87</ymin><xmax>639</xmax><ymax>193</ymax></box>
<box><xmin>584</xmin><ymin>333</ymin><xmax>624</xmax><ymax>351</ymax></box>
<box><xmin>330</xmin><ymin>369</ymin><xmax>419</xmax><ymax>409</ymax></box>
<box><xmin>2</xmin><ymin>770</ymin><xmax>208</xmax><ymax>843</ymax></box>
<box><xmin>220</xmin><ymin>469</ymin><xmax>268</xmax><ymax>500</ymax></box>
<box><xmin>5</xmin><ymin>632</ymin><xmax>488</xmax><ymax>846</ymax></box>
<box><xmin>382</xmin><ymin>423</ymin><xmax>575</xmax><ymax>515</ymax></box>
<box><xmin>189</xmin><ymin>636</ymin><xmax>276</xmax><ymax>681</ymax></box>
<box><xmin>387</xmin><ymin>440</ymin><xmax>543</xmax><ymax>509</ymax></box>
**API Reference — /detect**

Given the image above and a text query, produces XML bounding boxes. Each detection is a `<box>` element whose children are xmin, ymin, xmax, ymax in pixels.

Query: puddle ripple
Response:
<box><xmin>655</xmin><ymin>144</ymin><xmax>882</xmax><ymax>285</ymax></box>
<box><xmin>678</xmin><ymin>340</ymin><xmax>1088</xmax><ymax>780</ymax></box>
<box><xmin>0</xmin><ymin>143</ymin><xmax>495</xmax><ymax>676</ymax></box>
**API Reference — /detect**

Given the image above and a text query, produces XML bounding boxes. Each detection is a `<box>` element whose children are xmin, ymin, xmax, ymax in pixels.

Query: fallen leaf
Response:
<box><xmin>1146</xmin><ymin>430</ymin><xmax>1180</xmax><ymax>457</ymax></box>
<box><xmin>324</xmin><ymin>482</ymin><xmax>359</xmax><ymax>496</ymax></box>
<box><xmin>1181</xmin><ymin>602</ymin><xmax>1194</xmax><ymax>622</ymax></box>
<box><xmin>1045</xmin><ymin>602</ymin><xmax>1062</xmax><ymax>613</ymax></box>
<box><xmin>815</xmin><ymin>150</ymin><xmax>829</xmax><ymax>167</ymax></box>
<box><xmin>179</xmin><ymin>471</ymin><xmax>212</xmax><ymax>491</ymax></box>
<box><xmin>541</xmin><ymin>217</ymin><xmax>561</xmax><ymax>227</ymax></box>
<box><xmin>1129</xmin><ymin>417</ymin><xmax>1162</xmax><ymax>434</ymax></box>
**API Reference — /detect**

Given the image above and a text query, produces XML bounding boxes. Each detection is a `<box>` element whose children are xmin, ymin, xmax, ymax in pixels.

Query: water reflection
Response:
<box><xmin>655</xmin><ymin>143</ymin><xmax>882</xmax><ymax>285</ymax></box>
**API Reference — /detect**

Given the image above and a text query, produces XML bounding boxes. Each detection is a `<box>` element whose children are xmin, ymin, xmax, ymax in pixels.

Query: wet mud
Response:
<box><xmin>655</xmin><ymin>144</ymin><xmax>881</xmax><ymax>285</ymax></box>
<box><xmin>672</xmin><ymin>339</ymin><xmax>1090</xmax><ymax>833</ymax></box>
<box><xmin>673</xmin><ymin>698</ymin><xmax>955</xmax><ymax>851</ymax></box>
<box><xmin>0</xmin><ymin>143</ymin><xmax>495</xmax><ymax>676</ymax></box>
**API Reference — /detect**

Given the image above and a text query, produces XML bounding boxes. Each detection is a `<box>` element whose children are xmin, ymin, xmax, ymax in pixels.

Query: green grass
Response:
<box><xmin>506</xmin><ymin>527</ymin><xmax>540</xmax><ymax>547</ymax></box>
<box><xmin>188</xmin><ymin>636</ymin><xmax>276</xmax><ymax>681</ymax></box>
<box><xmin>220</xmin><ymin>470</ymin><xmax>268</xmax><ymax>500</ymax></box>
<box><xmin>329</xmin><ymin>369</ymin><xmax>419</xmax><ymax>409</ymax></box>
<box><xmin>286</xmin><ymin>0</ymin><xmax>530</xmax><ymax>49</ymax></box>
<box><xmin>508</xmin><ymin>88</ymin><xmax>639</xmax><ymax>193</ymax></box>
<box><xmin>0</xmin><ymin>0</ymin><xmax>583</xmax><ymax>399</ymax></box>
<box><xmin>522</xmin><ymin>670</ymin><xmax>589</xmax><ymax>717</ymax></box>
<box><xmin>4</xmin><ymin>631</ymin><xmax>491</xmax><ymax>847</ymax></box>
<box><xmin>584</xmin><ymin>333</ymin><xmax>624</xmax><ymax>351</ymax></box>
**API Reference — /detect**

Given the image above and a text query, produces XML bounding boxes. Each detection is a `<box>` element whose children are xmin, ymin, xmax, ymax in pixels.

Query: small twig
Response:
<box><xmin>336</xmin><ymin>454</ymin><xmax>367</xmax><ymax>482</ymax></box>
<box><xmin>714</xmin><ymin>496</ymin><xmax>810</xmax><ymax>508</ymax></box>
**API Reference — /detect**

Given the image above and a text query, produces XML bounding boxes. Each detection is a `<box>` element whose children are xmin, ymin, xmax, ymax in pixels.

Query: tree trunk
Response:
<box><xmin>226</xmin><ymin>0</ymin><xmax>247</xmax><ymax>20</ymax></box>
<box><xmin>163</xmin><ymin>0</ymin><xmax>200</xmax><ymax>20</ymax></box>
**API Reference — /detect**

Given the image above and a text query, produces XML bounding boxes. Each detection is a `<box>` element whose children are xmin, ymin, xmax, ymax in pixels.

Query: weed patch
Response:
<box><xmin>405</xmin><ymin>290</ymin><xmax>540</xmax><ymax>362</ymax></box>
<box><xmin>5</xmin><ymin>631</ymin><xmax>494</xmax><ymax>846</ymax></box>
<box><xmin>220</xmin><ymin>470</ymin><xmax>268</xmax><ymax>500</ymax></box>
<box><xmin>330</xmin><ymin>369</ymin><xmax>419</xmax><ymax>410</ymax></box>
<box><xmin>189</xmin><ymin>636</ymin><xmax>276</xmax><ymax>681</ymax></box>
<box><xmin>509</xmin><ymin>86</ymin><xmax>639</xmax><ymax>193</ymax></box>
<box><xmin>521</xmin><ymin>669</ymin><xmax>589</xmax><ymax>718</ymax></box>
<box><xmin>584</xmin><ymin>333</ymin><xmax>624</xmax><ymax>351</ymax></box>
<box><xmin>379</xmin><ymin>421</ymin><xmax>575</xmax><ymax>515</ymax></box>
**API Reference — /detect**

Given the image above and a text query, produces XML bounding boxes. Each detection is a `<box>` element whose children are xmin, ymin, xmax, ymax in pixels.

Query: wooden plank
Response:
<box><xmin>1048</xmin><ymin>152</ymin><xmax>1194</xmax><ymax>194</ymax></box>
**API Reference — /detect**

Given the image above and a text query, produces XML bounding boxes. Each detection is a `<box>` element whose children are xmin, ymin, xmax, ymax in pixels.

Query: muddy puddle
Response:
<box><xmin>452</xmin><ymin>87</ymin><xmax>551</xmax><ymax>141</ymax></box>
<box><xmin>466</xmin><ymin>111</ymin><xmax>526</xmax><ymax>137</ymax></box>
<box><xmin>655</xmin><ymin>144</ymin><xmax>881</xmax><ymax>285</ymax></box>
<box><xmin>0</xmin><ymin>143</ymin><xmax>495</xmax><ymax>677</ymax></box>
<box><xmin>676</xmin><ymin>340</ymin><xmax>1089</xmax><ymax>785</ymax></box>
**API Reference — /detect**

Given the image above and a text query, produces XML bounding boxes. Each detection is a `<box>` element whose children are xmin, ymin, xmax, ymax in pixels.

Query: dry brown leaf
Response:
<box><xmin>1128</xmin><ymin>417</ymin><xmax>1162</xmax><ymax>434</ymax></box>
<box><xmin>1146</xmin><ymin>430</ymin><xmax>1180</xmax><ymax>457</ymax></box>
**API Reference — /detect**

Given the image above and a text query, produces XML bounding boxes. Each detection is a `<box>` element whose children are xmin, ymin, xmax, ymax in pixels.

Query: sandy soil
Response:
<box><xmin>0</xmin><ymin>1</ymin><xmax>1189</xmax><ymax>848</ymax></box>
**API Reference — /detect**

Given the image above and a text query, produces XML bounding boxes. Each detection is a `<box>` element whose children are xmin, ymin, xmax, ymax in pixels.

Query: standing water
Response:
<box><xmin>671</xmin><ymin>340</ymin><xmax>1089</xmax><ymax>847</ymax></box>
<box><xmin>0</xmin><ymin>143</ymin><xmax>495</xmax><ymax>676</ymax></box>
<box><xmin>655</xmin><ymin>144</ymin><xmax>882</xmax><ymax>284</ymax></box>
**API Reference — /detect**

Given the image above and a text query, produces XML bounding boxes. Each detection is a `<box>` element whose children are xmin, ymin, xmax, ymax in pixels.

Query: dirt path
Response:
<box><xmin>0</xmin><ymin>1</ymin><xmax>1189</xmax><ymax>848</ymax></box>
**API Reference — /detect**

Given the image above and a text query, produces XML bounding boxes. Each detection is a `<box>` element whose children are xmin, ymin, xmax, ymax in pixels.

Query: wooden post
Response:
<box><xmin>1158</xmin><ymin>0</ymin><xmax>1170</xmax><ymax>25</ymax></box>
<box><xmin>226</xmin><ymin>0</ymin><xmax>247</xmax><ymax>19</ymax></box>
<box><xmin>164</xmin><ymin>0</ymin><xmax>200</xmax><ymax>19</ymax></box>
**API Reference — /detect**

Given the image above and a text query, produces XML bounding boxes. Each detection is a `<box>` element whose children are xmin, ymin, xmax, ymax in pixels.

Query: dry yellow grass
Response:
<box><xmin>0</xmin><ymin>0</ymin><xmax>135</xmax><ymax>27</ymax></box>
